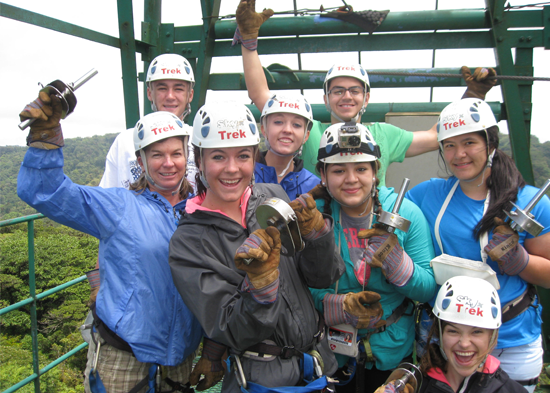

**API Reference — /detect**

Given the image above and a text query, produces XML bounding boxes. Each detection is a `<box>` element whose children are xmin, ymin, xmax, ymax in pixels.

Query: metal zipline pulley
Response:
<box><xmin>384</xmin><ymin>362</ymin><xmax>423</xmax><ymax>392</ymax></box>
<box><xmin>505</xmin><ymin>178</ymin><xmax>550</xmax><ymax>237</ymax></box>
<box><xmin>243</xmin><ymin>198</ymin><xmax>304</xmax><ymax>265</ymax></box>
<box><xmin>377</xmin><ymin>178</ymin><xmax>411</xmax><ymax>233</ymax></box>
<box><xmin>19</xmin><ymin>68</ymin><xmax>98</xmax><ymax>130</ymax></box>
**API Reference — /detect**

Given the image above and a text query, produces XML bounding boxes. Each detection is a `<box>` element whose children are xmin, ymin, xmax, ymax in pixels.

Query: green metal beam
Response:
<box><xmin>117</xmin><ymin>0</ymin><xmax>140</xmax><ymax>129</ymax></box>
<box><xmin>211</xmin><ymin>9</ymin><xmax>546</xmax><ymax>38</ymax></box>
<box><xmin>0</xmin><ymin>2</ymin><xmax>149</xmax><ymax>53</ymax></box>
<box><xmin>191</xmin><ymin>0</ymin><xmax>221</xmax><ymax>115</ymax></box>
<box><xmin>208</xmin><ymin>67</ymin><xmax>492</xmax><ymax>91</ymax></box>
<box><xmin>246</xmin><ymin>102</ymin><xmax>502</xmax><ymax>124</ymax></box>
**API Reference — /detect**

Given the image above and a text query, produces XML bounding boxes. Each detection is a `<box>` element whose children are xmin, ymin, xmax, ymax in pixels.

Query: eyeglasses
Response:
<box><xmin>328</xmin><ymin>87</ymin><xmax>365</xmax><ymax>97</ymax></box>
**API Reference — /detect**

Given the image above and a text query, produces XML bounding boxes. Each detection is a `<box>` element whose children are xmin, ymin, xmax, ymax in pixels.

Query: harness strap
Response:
<box><xmin>90</xmin><ymin>302</ymin><xmax>134</xmax><ymax>354</ymax></box>
<box><xmin>515</xmin><ymin>377</ymin><xmax>539</xmax><ymax>386</ymax></box>
<box><xmin>501</xmin><ymin>284</ymin><xmax>538</xmax><ymax>323</ymax></box>
<box><xmin>370</xmin><ymin>297</ymin><xmax>414</xmax><ymax>335</ymax></box>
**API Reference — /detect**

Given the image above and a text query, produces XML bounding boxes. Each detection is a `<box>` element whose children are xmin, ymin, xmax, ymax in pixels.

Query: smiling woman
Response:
<box><xmin>415</xmin><ymin>276</ymin><xmax>527</xmax><ymax>393</ymax></box>
<box><xmin>168</xmin><ymin>102</ymin><xmax>345</xmax><ymax>392</ymax></box>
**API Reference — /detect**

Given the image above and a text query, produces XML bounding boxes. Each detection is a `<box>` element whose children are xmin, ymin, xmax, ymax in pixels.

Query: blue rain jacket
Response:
<box><xmin>17</xmin><ymin>147</ymin><xmax>202</xmax><ymax>366</ymax></box>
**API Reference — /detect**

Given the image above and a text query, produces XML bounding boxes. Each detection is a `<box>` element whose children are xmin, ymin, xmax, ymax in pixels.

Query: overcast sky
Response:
<box><xmin>2</xmin><ymin>0</ymin><xmax>549</xmax><ymax>146</ymax></box>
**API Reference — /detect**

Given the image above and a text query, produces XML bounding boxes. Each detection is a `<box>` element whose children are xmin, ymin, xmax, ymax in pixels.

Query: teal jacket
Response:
<box><xmin>310</xmin><ymin>187</ymin><xmax>436</xmax><ymax>371</ymax></box>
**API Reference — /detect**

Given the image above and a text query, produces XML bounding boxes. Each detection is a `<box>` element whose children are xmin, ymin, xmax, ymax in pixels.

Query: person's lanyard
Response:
<box><xmin>434</xmin><ymin>179</ymin><xmax>491</xmax><ymax>264</ymax></box>
<box><xmin>335</xmin><ymin>207</ymin><xmax>373</xmax><ymax>293</ymax></box>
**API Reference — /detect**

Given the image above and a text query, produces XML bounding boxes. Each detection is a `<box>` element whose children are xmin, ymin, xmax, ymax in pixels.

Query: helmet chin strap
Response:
<box><xmin>324</xmin><ymin>90</ymin><xmax>367</xmax><ymax>123</ymax></box>
<box><xmin>263</xmin><ymin>118</ymin><xmax>311</xmax><ymax>178</ymax></box>
<box><xmin>198</xmin><ymin>148</ymin><xmax>210</xmax><ymax>189</ymax></box>
<box><xmin>461</xmin><ymin>149</ymin><xmax>496</xmax><ymax>187</ymax></box>
<box><xmin>140</xmin><ymin>150</ymin><xmax>184</xmax><ymax>196</ymax></box>
<box><xmin>323</xmin><ymin>164</ymin><xmax>374</xmax><ymax>215</ymax></box>
<box><xmin>151</xmin><ymin>90</ymin><xmax>192</xmax><ymax>120</ymax></box>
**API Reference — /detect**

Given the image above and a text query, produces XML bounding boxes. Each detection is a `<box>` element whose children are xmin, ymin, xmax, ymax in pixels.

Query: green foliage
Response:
<box><xmin>0</xmin><ymin>133</ymin><xmax>116</xmax><ymax>220</ymax></box>
<box><xmin>0</xmin><ymin>223</ymin><xmax>96</xmax><ymax>392</ymax></box>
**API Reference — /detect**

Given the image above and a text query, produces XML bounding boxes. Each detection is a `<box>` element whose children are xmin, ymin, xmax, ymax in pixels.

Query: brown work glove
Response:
<box><xmin>374</xmin><ymin>380</ymin><xmax>414</xmax><ymax>393</ymax></box>
<box><xmin>236</xmin><ymin>0</ymin><xmax>274</xmax><ymax>41</ymax></box>
<box><xmin>484</xmin><ymin>217</ymin><xmax>528</xmax><ymax>276</ymax></box>
<box><xmin>323</xmin><ymin>291</ymin><xmax>386</xmax><ymax>329</ymax></box>
<box><xmin>190</xmin><ymin>337</ymin><xmax>226</xmax><ymax>391</ymax></box>
<box><xmin>235</xmin><ymin>227</ymin><xmax>281</xmax><ymax>289</ymax></box>
<box><xmin>461</xmin><ymin>66</ymin><xmax>498</xmax><ymax>100</ymax></box>
<box><xmin>288</xmin><ymin>190</ymin><xmax>327</xmax><ymax>239</ymax></box>
<box><xmin>358</xmin><ymin>225</ymin><xmax>414</xmax><ymax>287</ymax></box>
<box><xmin>19</xmin><ymin>91</ymin><xmax>64</xmax><ymax>149</ymax></box>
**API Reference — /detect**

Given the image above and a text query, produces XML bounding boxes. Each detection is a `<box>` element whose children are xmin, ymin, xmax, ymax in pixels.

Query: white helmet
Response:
<box><xmin>146</xmin><ymin>54</ymin><xmax>195</xmax><ymax>86</ymax></box>
<box><xmin>134</xmin><ymin>111</ymin><xmax>190</xmax><ymax>152</ymax></box>
<box><xmin>261</xmin><ymin>93</ymin><xmax>314</xmax><ymax>126</ymax></box>
<box><xmin>318</xmin><ymin>123</ymin><xmax>380</xmax><ymax>164</ymax></box>
<box><xmin>324</xmin><ymin>63</ymin><xmax>370</xmax><ymax>93</ymax></box>
<box><xmin>437</xmin><ymin>98</ymin><xmax>497</xmax><ymax>144</ymax></box>
<box><xmin>192</xmin><ymin>102</ymin><xmax>260</xmax><ymax>149</ymax></box>
<box><xmin>260</xmin><ymin>93</ymin><xmax>313</xmax><ymax>159</ymax></box>
<box><xmin>433</xmin><ymin>276</ymin><xmax>501</xmax><ymax>330</ymax></box>
<box><xmin>133</xmin><ymin>111</ymin><xmax>191</xmax><ymax>192</ymax></box>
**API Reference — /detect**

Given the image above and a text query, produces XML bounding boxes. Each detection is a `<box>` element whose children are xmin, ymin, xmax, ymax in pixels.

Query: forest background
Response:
<box><xmin>1</xmin><ymin>131</ymin><xmax>550</xmax><ymax>392</ymax></box>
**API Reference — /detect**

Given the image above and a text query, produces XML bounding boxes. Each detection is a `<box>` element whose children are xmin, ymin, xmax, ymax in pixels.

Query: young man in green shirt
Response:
<box><xmin>233</xmin><ymin>0</ymin><xmax>496</xmax><ymax>186</ymax></box>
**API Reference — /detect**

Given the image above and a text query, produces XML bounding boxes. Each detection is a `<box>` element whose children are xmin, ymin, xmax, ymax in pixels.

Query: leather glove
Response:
<box><xmin>288</xmin><ymin>190</ymin><xmax>328</xmax><ymax>239</ymax></box>
<box><xmin>235</xmin><ymin>227</ymin><xmax>281</xmax><ymax>289</ymax></box>
<box><xmin>236</xmin><ymin>0</ymin><xmax>273</xmax><ymax>40</ymax></box>
<box><xmin>19</xmin><ymin>91</ymin><xmax>64</xmax><ymax>149</ymax></box>
<box><xmin>484</xmin><ymin>217</ymin><xmax>529</xmax><ymax>276</ymax></box>
<box><xmin>323</xmin><ymin>291</ymin><xmax>386</xmax><ymax>330</ymax></box>
<box><xmin>374</xmin><ymin>381</ymin><xmax>414</xmax><ymax>393</ymax></box>
<box><xmin>358</xmin><ymin>225</ymin><xmax>414</xmax><ymax>287</ymax></box>
<box><xmin>232</xmin><ymin>0</ymin><xmax>274</xmax><ymax>51</ymax></box>
<box><xmin>461</xmin><ymin>66</ymin><xmax>498</xmax><ymax>100</ymax></box>
<box><xmin>190</xmin><ymin>337</ymin><xmax>226</xmax><ymax>391</ymax></box>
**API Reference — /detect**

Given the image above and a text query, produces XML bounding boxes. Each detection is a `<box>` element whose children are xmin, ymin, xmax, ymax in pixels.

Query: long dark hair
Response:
<box><xmin>419</xmin><ymin>319</ymin><xmax>448</xmax><ymax>375</ymax></box>
<box><xmin>439</xmin><ymin>126</ymin><xmax>526</xmax><ymax>239</ymax></box>
<box><xmin>315</xmin><ymin>161</ymin><xmax>382</xmax><ymax>216</ymax></box>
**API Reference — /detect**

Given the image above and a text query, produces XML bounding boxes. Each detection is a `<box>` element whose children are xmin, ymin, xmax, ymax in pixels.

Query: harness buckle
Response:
<box><xmin>280</xmin><ymin>345</ymin><xmax>296</xmax><ymax>359</ymax></box>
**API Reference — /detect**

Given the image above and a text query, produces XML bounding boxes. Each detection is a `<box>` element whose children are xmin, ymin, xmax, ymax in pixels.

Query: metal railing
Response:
<box><xmin>0</xmin><ymin>214</ymin><xmax>88</xmax><ymax>393</ymax></box>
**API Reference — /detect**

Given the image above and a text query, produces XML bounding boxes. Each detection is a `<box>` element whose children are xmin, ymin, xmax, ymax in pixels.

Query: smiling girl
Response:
<box><xmin>407</xmin><ymin>98</ymin><xmax>550</xmax><ymax>392</ymax></box>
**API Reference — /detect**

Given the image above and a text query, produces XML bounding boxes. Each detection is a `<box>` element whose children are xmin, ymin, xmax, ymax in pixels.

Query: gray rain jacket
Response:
<box><xmin>169</xmin><ymin>183</ymin><xmax>345</xmax><ymax>392</ymax></box>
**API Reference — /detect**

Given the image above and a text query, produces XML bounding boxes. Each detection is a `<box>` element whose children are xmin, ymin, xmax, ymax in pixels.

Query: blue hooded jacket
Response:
<box><xmin>17</xmin><ymin>147</ymin><xmax>202</xmax><ymax>366</ymax></box>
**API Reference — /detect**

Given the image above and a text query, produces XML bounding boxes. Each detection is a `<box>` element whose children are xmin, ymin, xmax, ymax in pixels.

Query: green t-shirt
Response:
<box><xmin>300</xmin><ymin>120</ymin><xmax>414</xmax><ymax>187</ymax></box>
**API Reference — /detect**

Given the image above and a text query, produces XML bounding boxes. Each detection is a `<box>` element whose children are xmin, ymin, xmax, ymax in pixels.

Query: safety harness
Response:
<box><xmin>87</xmin><ymin>303</ymin><xmax>194</xmax><ymax>393</ymax></box>
<box><xmin>335</xmin><ymin>297</ymin><xmax>415</xmax><ymax>388</ymax></box>
<box><xmin>228</xmin><ymin>313</ymin><xmax>335</xmax><ymax>393</ymax></box>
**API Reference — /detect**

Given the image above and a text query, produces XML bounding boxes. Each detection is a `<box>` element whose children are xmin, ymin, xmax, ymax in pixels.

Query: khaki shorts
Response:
<box><xmin>84</xmin><ymin>331</ymin><xmax>197</xmax><ymax>393</ymax></box>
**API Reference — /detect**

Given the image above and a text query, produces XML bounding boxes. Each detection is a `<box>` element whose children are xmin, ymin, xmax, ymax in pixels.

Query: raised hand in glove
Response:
<box><xmin>374</xmin><ymin>381</ymin><xmax>414</xmax><ymax>393</ymax></box>
<box><xmin>235</xmin><ymin>227</ymin><xmax>281</xmax><ymax>289</ymax></box>
<box><xmin>358</xmin><ymin>225</ymin><xmax>414</xmax><ymax>287</ymax></box>
<box><xmin>461</xmin><ymin>66</ymin><xmax>498</xmax><ymax>100</ymax></box>
<box><xmin>19</xmin><ymin>91</ymin><xmax>64</xmax><ymax>149</ymax></box>
<box><xmin>484</xmin><ymin>217</ymin><xmax>529</xmax><ymax>276</ymax></box>
<box><xmin>288</xmin><ymin>189</ymin><xmax>328</xmax><ymax>239</ymax></box>
<box><xmin>323</xmin><ymin>291</ymin><xmax>386</xmax><ymax>330</ymax></box>
<box><xmin>233</xmin><ymin>0</ymin><xmax>274</xmax><ymax>51</ymax></box>
<box><xmin>190</xmin><ymin>337</ymin><xmax>226</xmax><ymax>391</ymax></box>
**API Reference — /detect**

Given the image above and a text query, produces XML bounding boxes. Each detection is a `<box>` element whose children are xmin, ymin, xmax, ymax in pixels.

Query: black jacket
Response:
<box><xmin>419</xmin><ymin>357</ymin><xmax>527</xmax><ymax>393</ymax></box>
<box><xmin>169</xmin><ymin>183</ymin><xmax>345</xmax><ymax>392</ymax></box>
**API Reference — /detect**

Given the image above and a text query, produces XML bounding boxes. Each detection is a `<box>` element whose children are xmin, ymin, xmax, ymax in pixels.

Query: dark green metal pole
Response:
<box><xmin>192</xmin><ymin>0</ymin><xmax>220</xmax><ymax>115</ymax></box>
<box><xmin>28</xmin><ymin>219</ymin><xmax>40</xmax><ymax>392</ymax></box>
<box><xmin>486</xmin><ymin>0</ymin><xmax>535</xmax><ymax>185</ymax></box>
<box><xmin>117</xmin><ymin>0</ymin><xmax>140</xmax><ymax>128</ymax></box>
<box><xmin>142</xmin><ymin>0</ymin><xmax>162</xmax><ymax>116</ymax></box>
